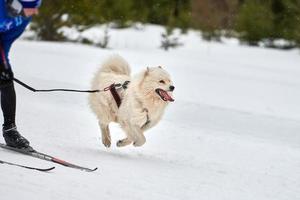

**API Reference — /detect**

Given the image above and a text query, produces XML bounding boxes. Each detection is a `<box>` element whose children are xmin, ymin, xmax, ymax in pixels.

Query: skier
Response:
<box><xmin>0</xmin><ymin>0</ymin><xmax>41</xmax><ymax>149</ymax></box>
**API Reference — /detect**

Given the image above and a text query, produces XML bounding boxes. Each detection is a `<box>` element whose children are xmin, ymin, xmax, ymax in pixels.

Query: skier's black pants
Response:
<box><xmin>0</xmin><ymin>81</ymin><xmax>16</xmax><ymax>127</ymax></box>
<box><xmin>0</xmin><ymin>37</ymin><xmax>16</xmax><ymax>128</ymax></box>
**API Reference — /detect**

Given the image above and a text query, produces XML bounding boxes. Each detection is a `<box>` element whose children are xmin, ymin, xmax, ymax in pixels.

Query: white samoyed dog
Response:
<box><xmin>89</xmin><ymin>55</ymin><xmax>175</xmax><ymax>147</ymax></box>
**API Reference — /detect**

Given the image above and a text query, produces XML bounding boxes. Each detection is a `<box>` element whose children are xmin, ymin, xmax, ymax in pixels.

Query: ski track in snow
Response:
<box><xmin>0</xmin><ymin>26</ymin><xmax>300</xmax><ymax>200</ymax></box>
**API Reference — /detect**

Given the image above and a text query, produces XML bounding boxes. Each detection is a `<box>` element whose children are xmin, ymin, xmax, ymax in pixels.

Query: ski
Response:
<box><xmin>0</xmin><ymin>143</ymin><xmax>98</xmax><ymax>172</ymax></box>
<box><xmin>0</xmin><ymin>159</ymin><xmax>55</xmax><ymax>172</ymax></box>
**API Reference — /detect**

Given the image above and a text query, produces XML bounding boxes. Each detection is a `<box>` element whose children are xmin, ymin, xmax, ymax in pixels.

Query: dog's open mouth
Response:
<box><xmin>155</xmin><ymin>89</ymin><xmax>174</xmax><ymax>102</ymax></box>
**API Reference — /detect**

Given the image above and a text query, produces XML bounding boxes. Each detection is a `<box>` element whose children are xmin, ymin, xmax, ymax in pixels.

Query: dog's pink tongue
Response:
<box><xmin>162</xmin><ymin>90</ymin><xmax>174</xmax><ymax>102</ymax></box>
<box><xmin>167</xmin><ymin>96</ymin><xmax>175</xmax><ymax>102</ymax></box>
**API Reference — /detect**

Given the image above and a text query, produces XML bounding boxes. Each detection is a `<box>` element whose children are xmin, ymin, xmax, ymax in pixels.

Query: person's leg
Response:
<box><xmin>0</xmin><ymin>81</ymin><xmax>30</xmax><ymax>149</ymax></box>
<box><xmin>0</xmin><ymin>61</ymin><xmax>30</xmax><ymax>149</ymax></box>
<box><xmin>1</xmin><ymin>82</ymin><xmax>16</xmax><ymax>127</ymax></box>
<box><xmin>0</xmin><ymin>35</ymin><xmax>17</xmax><ymax>129</ymax></box>
<box><xmin>0</xmin><ymin>21</ymin><xmax>32</xmax><ymax>149</ymax></box>
<box><xmin>0</xmin><ymin>65</ymin><xmax>30</xmax><ymax>149</ymax></box>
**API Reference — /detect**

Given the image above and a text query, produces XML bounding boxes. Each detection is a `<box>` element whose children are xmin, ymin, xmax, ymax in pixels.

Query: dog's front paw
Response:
<box><xmin>133</xmin><ymin>139</ymin><xmax>146</xmax><ymax>147</ymax></box>
<box><xmin>102</xmin><ymin>137</ymin><xmax>111</xmax><ymax>148</ymax></box>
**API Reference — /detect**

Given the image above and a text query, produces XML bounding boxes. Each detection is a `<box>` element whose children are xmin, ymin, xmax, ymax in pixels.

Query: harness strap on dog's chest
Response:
<box><xmin>106</xmin><ymin>81</ymin><xmax>130</xmax><ymax>108</ymax></box>
<box><xmin>109</xmin><ymin>84</ymin><xmax>122</xmax><ymax>108</ymax></box>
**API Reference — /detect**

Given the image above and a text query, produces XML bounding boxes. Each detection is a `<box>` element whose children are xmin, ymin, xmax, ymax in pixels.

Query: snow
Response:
<box><xmin>0</xmin><ymin>25</ymin><xmax>300</xmax><ymax>200</ymax></box>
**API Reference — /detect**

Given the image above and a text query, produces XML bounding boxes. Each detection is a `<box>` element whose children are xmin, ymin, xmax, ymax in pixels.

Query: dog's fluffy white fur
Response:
<box><xmin>89</xmin><ymin>55</ymin><xmax>174</xmax><ymax>147</ymax></box>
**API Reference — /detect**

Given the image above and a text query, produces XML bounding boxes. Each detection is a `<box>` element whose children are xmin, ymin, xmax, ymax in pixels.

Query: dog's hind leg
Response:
<box><xmin>99</xmin><ymin>122</ymin><xmax>111</xmax><ymax>148</ymax></box>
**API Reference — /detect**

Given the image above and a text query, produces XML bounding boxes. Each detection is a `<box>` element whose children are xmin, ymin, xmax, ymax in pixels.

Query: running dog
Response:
<box><xmin>89</xmin><ymin>55</ymin><xmax>175</xmax><ymax>147</ymax></box>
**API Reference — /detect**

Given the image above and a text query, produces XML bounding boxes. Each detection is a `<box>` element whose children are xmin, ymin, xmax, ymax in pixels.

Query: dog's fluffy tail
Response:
<box><xmin>100</xmin><ymin>55</ymin><xmax>131</xmax><ymax>75</ymax></box>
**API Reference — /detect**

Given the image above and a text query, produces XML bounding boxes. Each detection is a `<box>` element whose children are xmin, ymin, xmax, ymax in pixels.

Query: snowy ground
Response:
<box><xmin>0</xmin><ymin>26</ymin><xmax>300</xmax><ymax>200</ymax></box>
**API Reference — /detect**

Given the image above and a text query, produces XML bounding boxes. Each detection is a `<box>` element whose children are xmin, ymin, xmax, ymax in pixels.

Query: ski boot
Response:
<box><xmin>2</xmin><ymin>124</ymin><xmax>33</xmax><ymax>151</ymax></box>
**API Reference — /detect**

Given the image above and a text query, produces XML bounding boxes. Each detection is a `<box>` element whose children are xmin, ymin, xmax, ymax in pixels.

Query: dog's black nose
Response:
<box><xmin>169</xmin><ymin>86</ymin><xmax>175</xmax><ymax>91</ymax></box>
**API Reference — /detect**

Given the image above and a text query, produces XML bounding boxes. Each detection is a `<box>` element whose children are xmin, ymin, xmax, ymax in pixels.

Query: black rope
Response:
<box><xmin>13</xmin><ymin>78</ymin><xmax>100</xmax><ymax>93</ymax></box>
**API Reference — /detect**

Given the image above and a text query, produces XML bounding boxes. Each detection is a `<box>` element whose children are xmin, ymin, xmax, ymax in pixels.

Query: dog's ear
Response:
<box><xmin>158</xmin><ymin>66</ymin><xmax>162</xmax><ymax>69</ymax></box>
<box><xmin>144</xmin><ymin>67</ymin><xmax>150</xmax><ymax>77</ymax></box>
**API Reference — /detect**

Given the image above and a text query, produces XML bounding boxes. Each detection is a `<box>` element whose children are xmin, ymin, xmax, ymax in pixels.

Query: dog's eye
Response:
<box><xmin>159</xmin><ymin>80</ymin><xmax>166</xmax><ymax>84</ymax></box>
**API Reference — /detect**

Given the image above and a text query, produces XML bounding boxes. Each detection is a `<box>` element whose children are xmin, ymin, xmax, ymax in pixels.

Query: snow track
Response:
<box><xmin>0</xmin><ymin>26</ymin><xmax>299</xmax><ymax>200</ymax></box>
